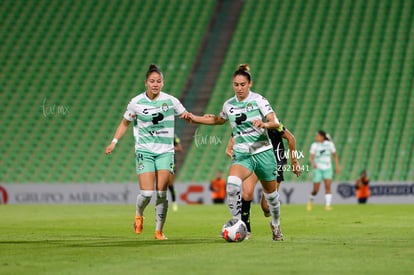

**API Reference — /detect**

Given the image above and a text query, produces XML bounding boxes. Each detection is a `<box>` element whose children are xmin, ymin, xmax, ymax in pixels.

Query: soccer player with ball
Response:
<box><xmin>187</xmin><ymin>64</ymin><xmax>284</xmax><ymax>241</ymax></box>
<box><xmin>226</xmin><ymin>123</ymin><xmax>302</xmax><ymax>238</ymax></box>
<box><xmin>105</xmin><ymin>64</ymin><xmax>191</xmax><ymax>240</ymax></box>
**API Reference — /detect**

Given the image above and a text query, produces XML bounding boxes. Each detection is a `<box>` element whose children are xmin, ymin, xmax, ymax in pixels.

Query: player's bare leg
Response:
<box><xmin>307</xmin><ymin>183</ymin><xmax>320</xmax><ymax>211</ymax></box>
<box><xmin>167</xmin><ymin>173</ymin><xmax>178</xmax><ymax>212</ymax></box>
<box><xmin>324</xmin><ymin>179</ymin><xmax>332</xmax><ymax>210</ymax></box>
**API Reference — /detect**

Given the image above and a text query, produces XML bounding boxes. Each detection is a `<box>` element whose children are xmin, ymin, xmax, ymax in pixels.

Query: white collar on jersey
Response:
<box><xmin>235</xmin><ymin>90</ymin><xmax>252</xmax><ymax>102</ymax></box>
<box><xmin>145</xmin><ymin>91</ymin><xmax>162</xmax><ymax>101</ymax></box>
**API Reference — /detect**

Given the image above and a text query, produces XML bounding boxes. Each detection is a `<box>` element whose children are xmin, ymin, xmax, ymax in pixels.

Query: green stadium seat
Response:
<box><xmin>0</xmin><ymin>0</ymin><xmax>216</xmax><ymax>183</ymax></box>
<box><xmin>178</xmin><ymin>0</ymin><xmax>414</xmax><ymax>182</ymax></box>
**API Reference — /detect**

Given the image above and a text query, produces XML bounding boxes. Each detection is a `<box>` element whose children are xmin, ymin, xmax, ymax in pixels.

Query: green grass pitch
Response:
<box><xmin>1</xmin><ymin>204</ymin><xmax>413</xmax><ymax>274</ymax></box>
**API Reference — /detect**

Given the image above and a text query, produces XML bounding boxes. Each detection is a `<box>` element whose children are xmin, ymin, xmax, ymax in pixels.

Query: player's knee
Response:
<box><xmin>242</xmin><ymin>193</ymin><xmax>253</xmax><ymax>201</ymax></box>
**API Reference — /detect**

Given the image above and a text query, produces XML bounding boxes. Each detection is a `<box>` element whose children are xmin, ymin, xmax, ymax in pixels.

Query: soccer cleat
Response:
<box><xmin>133</xmin><ymin>215</ymin><xmax>143</xmax><ymax>234</ymax></box>
<box><xmin>172</xmin><ymin>202</ymin><xmax>178</xmax><ymax>212</ymax></box>
<box><xmin>325</xmin><ymin>205</ymin><xmax>333</xmax><ymax>211</ymax></box>
<box><xmin>154</xmin><ymin>230</ymin><xmax>168</xmax><ymax>240</ymax></box>
<box><xmin>307</xmin><ymin>201</ymin><xmax>313</xmax><ymax>211</ymax></box>
<box><xmin>270</xmin><ymin>222</ymin><xmax>284</xmax><ymax>241</ymax></box>
<box><xmin>245</xmin><ymin>232</ymin><xmax>251</xmax><ymax>240</ymax></box>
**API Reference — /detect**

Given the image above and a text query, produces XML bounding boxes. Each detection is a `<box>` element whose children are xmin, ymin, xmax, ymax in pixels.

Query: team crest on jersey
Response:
<box><xmin>246</xmin><ymin>103</ymin><xmax>253</xmax><ymax>112</ymax></box>
<box><xmin>161</xmin><ymin>103</ymin><xmax>169</xmax><ymax>112</ymax></box>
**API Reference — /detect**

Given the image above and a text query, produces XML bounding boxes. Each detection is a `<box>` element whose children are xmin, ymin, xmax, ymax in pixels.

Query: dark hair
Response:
<box><xmin>233</xmin><ymin>64</ymin><xmax>252</xmax><ymax>82</ymax></box>
<box><xmin>146</xmin><ymin>64</ymin><xmax>164</xmax><ymax>80</ymax></box>
<box><xmin>317</xmin><ymin>130</ymin><xmax>330</xmax><ymax>141</ymax></box>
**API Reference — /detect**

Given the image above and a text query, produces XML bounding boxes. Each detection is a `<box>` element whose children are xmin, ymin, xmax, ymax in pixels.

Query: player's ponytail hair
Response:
<box><xmin>317</xmin><ymin>130</ymin><xmax>330</xmax><ymax>141</ymax></box>
<box><xmin>146</xmin><ymin>64</ymin><xmax>164</xmax><ymax>80</ymax></box>
<box><xmin>233</xmin><ymin>64</ymin><xmax>252</xmax><ymax>82</ymax></box>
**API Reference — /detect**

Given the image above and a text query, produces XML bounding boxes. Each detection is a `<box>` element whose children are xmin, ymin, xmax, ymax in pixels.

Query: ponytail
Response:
<box><xmin>146</xmin><ymin>64</ymin><xmax>164</xmax><ymax>80</ymax></box>
<box><xmin>317</xmin><ymin>130</ymin><xmax>330</xmax><ymax>141</ymax></box>
<box><xmin>233</xmin><ymin>64</ymin><xmax>252</xmax><ymax>82</ymax></box>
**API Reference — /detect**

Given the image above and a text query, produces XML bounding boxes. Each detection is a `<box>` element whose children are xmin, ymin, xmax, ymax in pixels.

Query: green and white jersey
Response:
<box><xmin>310</xmin><ymin>140</ymin><xmax>336</xmax><ymax>170</ymax></box>
<box><xmin>123</xmin><ymin>91</ymin><xmax>186</xmax><ymax>154</ymax></box>
<box><xmin>220</xmin><ymin>91</ymin><xmax>279</xmax><ymax>154</ymax></box>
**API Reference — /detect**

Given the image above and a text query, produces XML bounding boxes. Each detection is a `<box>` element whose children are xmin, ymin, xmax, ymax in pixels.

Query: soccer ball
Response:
<box><xmin>221</xmin><ymin>219</ymin><xmax>248</xmax><ymax>242</ymax></box>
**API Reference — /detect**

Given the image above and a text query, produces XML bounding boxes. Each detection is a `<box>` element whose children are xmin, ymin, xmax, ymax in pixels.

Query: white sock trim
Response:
<box><xmin>227</xmin><ymin>176</ymin><xmax>242</xmax><ymax>186</ymax></box>
<box><xmin>140</xmin><ymin>190</ymin><xmax>155</xmax><ymax>198</ymax></box>
<box><xmin>264</xmin><ymin>190</ymin><xmax>280</xmax><ymax>201</ymax></box>
<box><xmin>156</xmin><ymin>191</ymin><xmax>167</xmax><ymax>198</ymax></box>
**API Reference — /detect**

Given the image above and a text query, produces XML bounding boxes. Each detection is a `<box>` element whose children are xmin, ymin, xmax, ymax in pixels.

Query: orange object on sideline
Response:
<box><xmin>211</xmin><ymin>177</ymin><xmax>226</xmax><ymax>200</ymax></box>
<box><xmin>356</xmin><ymin>177</ymin><xmax>370</xmax><ymax>199</ymax></box>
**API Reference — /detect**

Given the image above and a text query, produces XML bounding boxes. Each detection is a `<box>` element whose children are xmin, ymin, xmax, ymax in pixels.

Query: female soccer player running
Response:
<box><xmin>105</xmin><ymin>64</ymin><xmax>190</xmax><ymax>240</ymax></box>
<box><xmin>226</xmin><ymin>124</ymin><xmax>301</xmax><ymax>238</ymax></box>
<box><xmin>307</xmin><ymin>130</ymin><xmax>340</xmax><ymax>211</ymax></box>
<box><xmin>188</xmin><ymin>64</ymin><xmax>284</xmax><ymax>241</ymax></box>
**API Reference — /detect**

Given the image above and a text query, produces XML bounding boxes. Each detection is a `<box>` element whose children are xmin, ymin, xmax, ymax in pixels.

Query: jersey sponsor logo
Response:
<box><xmin>229</xmin><ymin>106</ymin><xmax>245</xmax><ymax>114</ymax></box>
<box><xmin>229</xmin><ymin>104</ymin><xmax>255</xmax><ymax>114</ymax></box>
<box><xmin>149</xmin><ymin>130</ymin><xmax>169</xmax><ymax>136</ymax></box>
<box><xmin>152</xmin><ymin>113</ymin><xmax>164</xmax><ymax>124</ymax></box>
<box><xmin>234</xmin><ymin>113</ymin><xmax>247</xmax><ymax>125</ymax></box>
<box><xmin>237</xmin><ymin>128</ymin><xmax>257</xmax><ymax>135</ymax></box>
<box><xmin>143</xmin><ymin>107</ymin><xmax>159</xmax><ymax>114</ymax></box>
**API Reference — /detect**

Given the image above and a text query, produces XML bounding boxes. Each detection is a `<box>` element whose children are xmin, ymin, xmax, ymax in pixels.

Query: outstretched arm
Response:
<box><xmin>333</xmin><ymin>152</ymin><xmax>341</xmax><ymax>174</ymax></box>
<box><xmin>253</xmin><ymin>112</ymin><xmax>280</xmax><ymax>129</ymax></box>
<box><xmin>310</xmin><ymin>153</ymin><xmax>316</xmax><ymax>169</ymax></box>
<box><xmin>187</xmin><ymin>113</ymin><xmax>227</xmax><ymax>125</ymax></box>
<box><xmin>105</xmin><ymin>118</ymin><xmax>131</xmax><ymax>154</ymax></box>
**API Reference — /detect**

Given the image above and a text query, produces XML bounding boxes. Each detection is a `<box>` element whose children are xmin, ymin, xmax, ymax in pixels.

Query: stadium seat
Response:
<box><xmin>0</xmin><ymin>0</ymin><xmax>215</xmax><ymax>183</ymax></box>
<box><xmin>178</xmin><ymin>0</ymin><xmax>414</xmax><ymax>182</ymax></box>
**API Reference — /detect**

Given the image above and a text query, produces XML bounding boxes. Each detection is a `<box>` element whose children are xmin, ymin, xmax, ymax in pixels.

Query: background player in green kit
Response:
<box><xmin>188</xmin><ymin>64</ymin><xmax>285</xmax><ymax>241</ymax></box>
<box><xmin>105</xmin><ymin>64</ymin><xmax>190</xmax><ymax>240</ymax></box>
<box><xmin>307</xmin><ymin>130</ymin><xmax>341</xmax><ymax>211</ymax></box>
